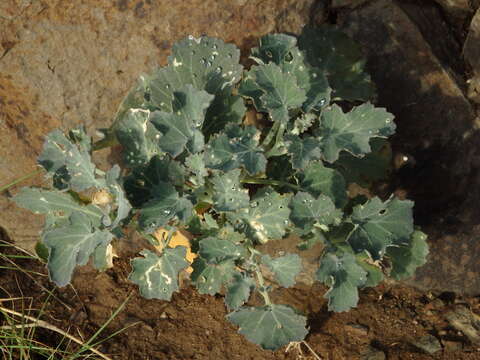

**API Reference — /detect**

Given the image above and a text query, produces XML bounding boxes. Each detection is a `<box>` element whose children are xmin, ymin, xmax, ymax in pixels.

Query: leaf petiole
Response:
<box><xmin>241</xmin><ymin>177</ymin><xmax>300</xmax><ymax>191</ymax></box>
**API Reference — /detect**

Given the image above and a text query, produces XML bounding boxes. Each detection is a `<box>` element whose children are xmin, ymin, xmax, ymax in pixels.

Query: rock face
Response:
<box><xmin>0</xmin><ymin>0</ymin><xmax>318</xmax><ymax>251</ymax></box>
<box><xmin>339</xmin><ymin>0</ymin><xmax>475</xmax><ymax>218</ymax></box>
<box><xmin>340</xmin><ymin>0</ymin><xmax>480</xmax><ymax>296</ymax></box>
<box><xmin>464</xmin><ymin>9</ymin><xmax>480</xmax><ymax>103</ymax></box>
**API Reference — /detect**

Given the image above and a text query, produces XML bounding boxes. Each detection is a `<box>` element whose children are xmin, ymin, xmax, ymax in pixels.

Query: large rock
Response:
<box><xmin>340</xmin><ymin>0</ymin><xmax>479</xmax><ymax>295</ymax></box>
<box><xmin>464</xmin><ymin>9</ymin><xmax>480</xmax><ymax>103</ymax></box>
<box><xmin>0</xmin><ymin>0</ymin><xmax>318</xmax><ymax>251</ymax></box>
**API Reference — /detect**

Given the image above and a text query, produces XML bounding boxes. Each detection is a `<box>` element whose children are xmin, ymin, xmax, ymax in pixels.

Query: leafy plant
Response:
<box><xmin>12</xmin><ymin>26</ymin><xmax>428</xmax><ymax>350</ymax></box>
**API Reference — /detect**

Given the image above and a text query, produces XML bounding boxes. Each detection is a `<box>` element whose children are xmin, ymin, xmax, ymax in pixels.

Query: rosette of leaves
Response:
<box><xmin>12</xmin><ymin>28</ymin><xmax>428</xmax><ymax>351</ymax></box>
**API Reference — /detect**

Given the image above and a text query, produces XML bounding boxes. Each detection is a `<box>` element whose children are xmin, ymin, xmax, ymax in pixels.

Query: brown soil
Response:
<box><xmin>1</xmin><ymin>237</ymin><xmax>480</xmax><ymax>360</ymax></box>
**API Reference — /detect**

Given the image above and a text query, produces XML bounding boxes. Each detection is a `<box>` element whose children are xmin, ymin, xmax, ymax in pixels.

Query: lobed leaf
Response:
<box><xmin>42</xmin><ymin>212</ymin><xmax>113</xmax><ymax>287</ymax></box>
<box><xmin>387</xmin><ymin>230</ymin><xmax>429</xmax><ymax>280</ymax></box>
<box><xmin>129</xmin><ymin>247</ymin><xmax>190</xmax><ymax>300</ymax></box>
<box><xmin>349</xmin><ymin>196</ymin><xmax>414</xmax><ymax>260</ymax></box>
<box><xmin>261</xmin><ymin>254</ymin><xmax>302</xmax><ymax>288</ymax></box>
<box><xmin>289</xmin><ymin>192</ymin><xmax>342</xmax><ymax>232</ymax></box>
<box><xmin>225</xmin><ymin>273</ymin><xmax>255</xmax><ymax>310</ymax></box>
<box><xmin>227</xmin><ymin>305</ymin><xmax>308</xmax><ymax>350</ymax></box>
<box><xmin>138</xmin><ymin>182</ymin><xmax>193</xmax><ymax>233</ymax></box>
<box><xmin>251</xmin><ymin>33</ymin><xmax>331</xmax><ymax>112</ymax></box>
<box><xmin>298</xmin><ymin>25</ymin><xmax>375</xmax><ymax>102</ymax></box>
<box><xmin>229</xmin><ymin>188</ymin><xmax>291</xmax><ymax>244</ymax></box>
<box><xmin>205</xmin><ymin>124</ymin><xmax>266</xmax><ymax>175</ymax></box>
<box><xmin>285</xmin><ymin>134</ymin><xmax>322</xmax><ymax>170</ymax></box>
<box><xmin>319</xmin><ymin>103</ymin><xmax>395</xmax><ymax>163</ymax></box>
<box><xmin>299</xmin><ymin>161</ymin><xmax>348</xmax><ymax>208</ymax></box>
<box><xmin>316</xmin><ymin>252</ymin><xmax>367</xmax><ymax>312</ymax></box>
<box><xmin>150</xmin><ymin>85</ymin><xmax>214</xmax><ymax>157</ymax></box>
<box><xmin>191</xmin><ymin>257</ymin><xmax>237</xmax><ymax>295</ymax></box>
<box><xmin>240</xmin><ymin>63</ymin><xmax>306</xmax><ymax>124</ymax></box>
<box><xmin>211</xmin><ymin>169</ymin><xmax>250</xmax><ymax>212</ymax></box>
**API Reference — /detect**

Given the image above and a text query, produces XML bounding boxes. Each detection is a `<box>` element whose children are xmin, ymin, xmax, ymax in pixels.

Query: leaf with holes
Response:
<box><xmin>115</xmin><ymin>108</ymin><xmax>162</xmax><ymax>166</ymax></box>
<box><xmin>146</xmin><ymin>36</ymin><xmax>244</xmax><ymax>136</ymax></box>
<box><xmin>289</xmin><ymin>192</ymin><xmax>342</xmax><ymax>232</ymax></box>
<box><xmin>211</xmin><ymin>169</ymin><xmax>249</xmax><ymax>212</ymax></box>
<box><xmin>191</xmin><ymin>257</ymin><xmax>237</xmax><ymax>295</ymax></box>
<box><xmin>205</xmin><ymin>124</ymin><xmax>266</xmax><ymax>175</ymax></box>
<box><xmin>251</xmin><ymin>33</ymin><xmax>331</xmax><ymax>112</ymax></box>
<box><xmin>316</xmin><ymin>252</ymin><xmax>367</xmax><ymax>312</ymax></box>
<box><xmin>150</xmin><ymin>85</ymin><xmax>214</xmax><ymax>157</ymax></box>
<box><xmin>261</xmin><ymin>254</ymin><xmax>302</xmax><ymax>288</ymax></box>
<box><xmin>227</xmin><ymin>305</ymin><xmax>308</xmax><ymax>350</ymax></box>
<box><xmin>229</xmin><ymin>188</ymin><xmax>291</xmax><ymax>244</ymax></box>
<box><xmin>198</xmin><ymin>236</ymin><xmax>246</xmax><ymax>263</ymax></box>
<box><xmin>42</xmin><ymin>212</ymin><xmax>114</xmax><ymax>287</ymax></box>
<box><xmin>13</xmin><ymin>188</ymin><xmax>104</xmax><ymax>227</ymax></box>
<box><xmin>319</xmin><ymin>103</ymin><xmax>395</xmax><ymax>163</ymax></box>
<box><xmin>240</xmin><ymin>63</ymin><xmax>306</xmax><ymax>124</ymax></box>
<box><xmin>129</xmin><ymin>248</ymin><xmax>190</xmax><ymax>300</ymax></box>
<box><xmin>299</xmin><ymin>161</ymin><xmax>347</xmax><ymax>208</ymax></box>
<box><xmin>349</xmin><ymin>197</ymin><xmax>414</xmax><ymax>260</ymax></box>
<box><xmin>285</xmin><ymin>134</ymin><xmax>322</xmax><ymax>170</ymax></box>
<box><xmin>138</xmin><ymin>182</ymin><xmax>193</xmax><ymax>233</ymax></box>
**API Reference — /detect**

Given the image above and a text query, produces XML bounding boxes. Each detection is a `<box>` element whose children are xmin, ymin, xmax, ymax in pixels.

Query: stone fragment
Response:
<box><xmin>411</xmin><ymin>334</ymin><xmax>442</xmax><ymax>354</ymax></box>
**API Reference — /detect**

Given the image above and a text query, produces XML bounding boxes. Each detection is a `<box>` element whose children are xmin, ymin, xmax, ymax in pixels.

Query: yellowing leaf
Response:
<box><xmin>153</xmin><ymin>228</ymin><xmax>197</xmax><ymax>273</ymax></box>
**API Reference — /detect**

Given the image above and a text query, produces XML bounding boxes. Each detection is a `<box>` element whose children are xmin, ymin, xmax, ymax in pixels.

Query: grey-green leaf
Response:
<box><xmin>115</xmin><ymin>108</ymin><xmax>162</xmax><ymax>166</ymax></box>
<box><xmin>229</xmin><ymin>188</ymin><xmax>291</xmax><ymax>244</ymax></box>
<box><xmin>148</xmin><ymin>36</ymin><xmax>243</xmax><ymax>111</ymax></box>
<box><xmin>316</xmin><ymin>252</ymin><xmax>367</xmax><ymax>312</ymax></box>
<box><xmin>225</xmin><ymin>273</ymin><xmax>255</xmax><ymax>310</ymax></box>
<box><xmin>198</xmin><ymin>237</ymin><xmax>245</xmax><ymax>263</ymax></box>
<box><xmin>227</xmin><ymin>305</ymin><xmax>308</xmax><ymax>350</ymax></box>
<box><xmin>251</xmin><ymin>33</ymin><xmax>331</xmax><ymax>112</ymax></box>
<box><xmin>151</xmin><ymin>85</ymin><xmax>214</xmax><ymax>157</ymax></box>
<box><xmin>185</xmin><ymin>153</ymin><xmax>208</xmax><ymax>187</ymax></box>
<box><xmin>240</xmin><ymin>63</ymin><xmax>306</xmax><ymax>124</ymax></box>
<box><xmin>387</xmin><ymin>230</ymin><xmax>429</xmax><ymax>280</ymax></box>
<box><xmin>319</xmin><ymin>103</ymin><xmax>395</xmax><ymax>163</ymax></box>
<box><xmin>285</xmin><ymin>134</ymin><xmax>322</xmax><ymax>170</ymax></box>
<box><xmin>191</xmin><ymin>257</ymin><xmax>236</xmax><ymax>295</ymax></box>
<box><xmin>298</xmin><ymin>25</ymin><xmax>375</xmax><ymax>102</ymax></box>
<box><xmin>106</xmin><ymin>165</ymin><xmax>132</xmax><ymax>229</ymax></box>
<box><xmin>211</xmin><ymin>169</ymin><xmax>250</xmax><ymax>212</ymax></box>
<box><xmin>261</xmin><ymin>254</ymin><xmax>302</xmax><ymax>288</ymax></box>
<box><xmin>205</xmin><ymin>125</ymin><xmax>266</xmax><ymax>175</ymax></box>
<box><xmin>13</xmin><ymin>188</ymin><xmax>103</xmax><ymax>226</ymax></box>
<box><xmin>128</xmin><ymin>248</ymin><xmax>190</xmax><ymax>300</ymax></box>
<box><xmin>299</xmin><ymin>161</ymin><xmax>347</xmax><ymax>208</ymax></box>
<box><xmin>138</xmin><ymin>182</ymin><xmax>193</xmax><ymax>232</ymax></box>
<box><xmin>350</xmin><ymin>196</ymin><xmax>414</xmax><ymax>260</ymax></box>
<box><xmin>289</xmin><ymin>192</ymin><xmax>342</xmax><ymax>232</ymax></box>
<box><xmin>42</xmin><ymin>212</ymin><xmax>113</xmax><ymax>287</ymax></box>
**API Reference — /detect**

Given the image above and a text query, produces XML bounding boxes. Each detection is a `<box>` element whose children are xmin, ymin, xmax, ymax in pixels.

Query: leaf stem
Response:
<box><xmin>0</xmin><ymin>168</ymin><xmax>43</xmax><ymax>193</ymax></box>
<box><xmin>241</xmin><ymin>177</ymin><xmax>300</xmax><ymax>191</ymax></box>
<box><xmin>254</xmin><ymin>263</ymin><xmax>272</xmax><ymax>306</ymax></box>
<box><xmin>260</xmin><ymin>120</ymin><xmax>280</xmax><ymax>149</ymax></box>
